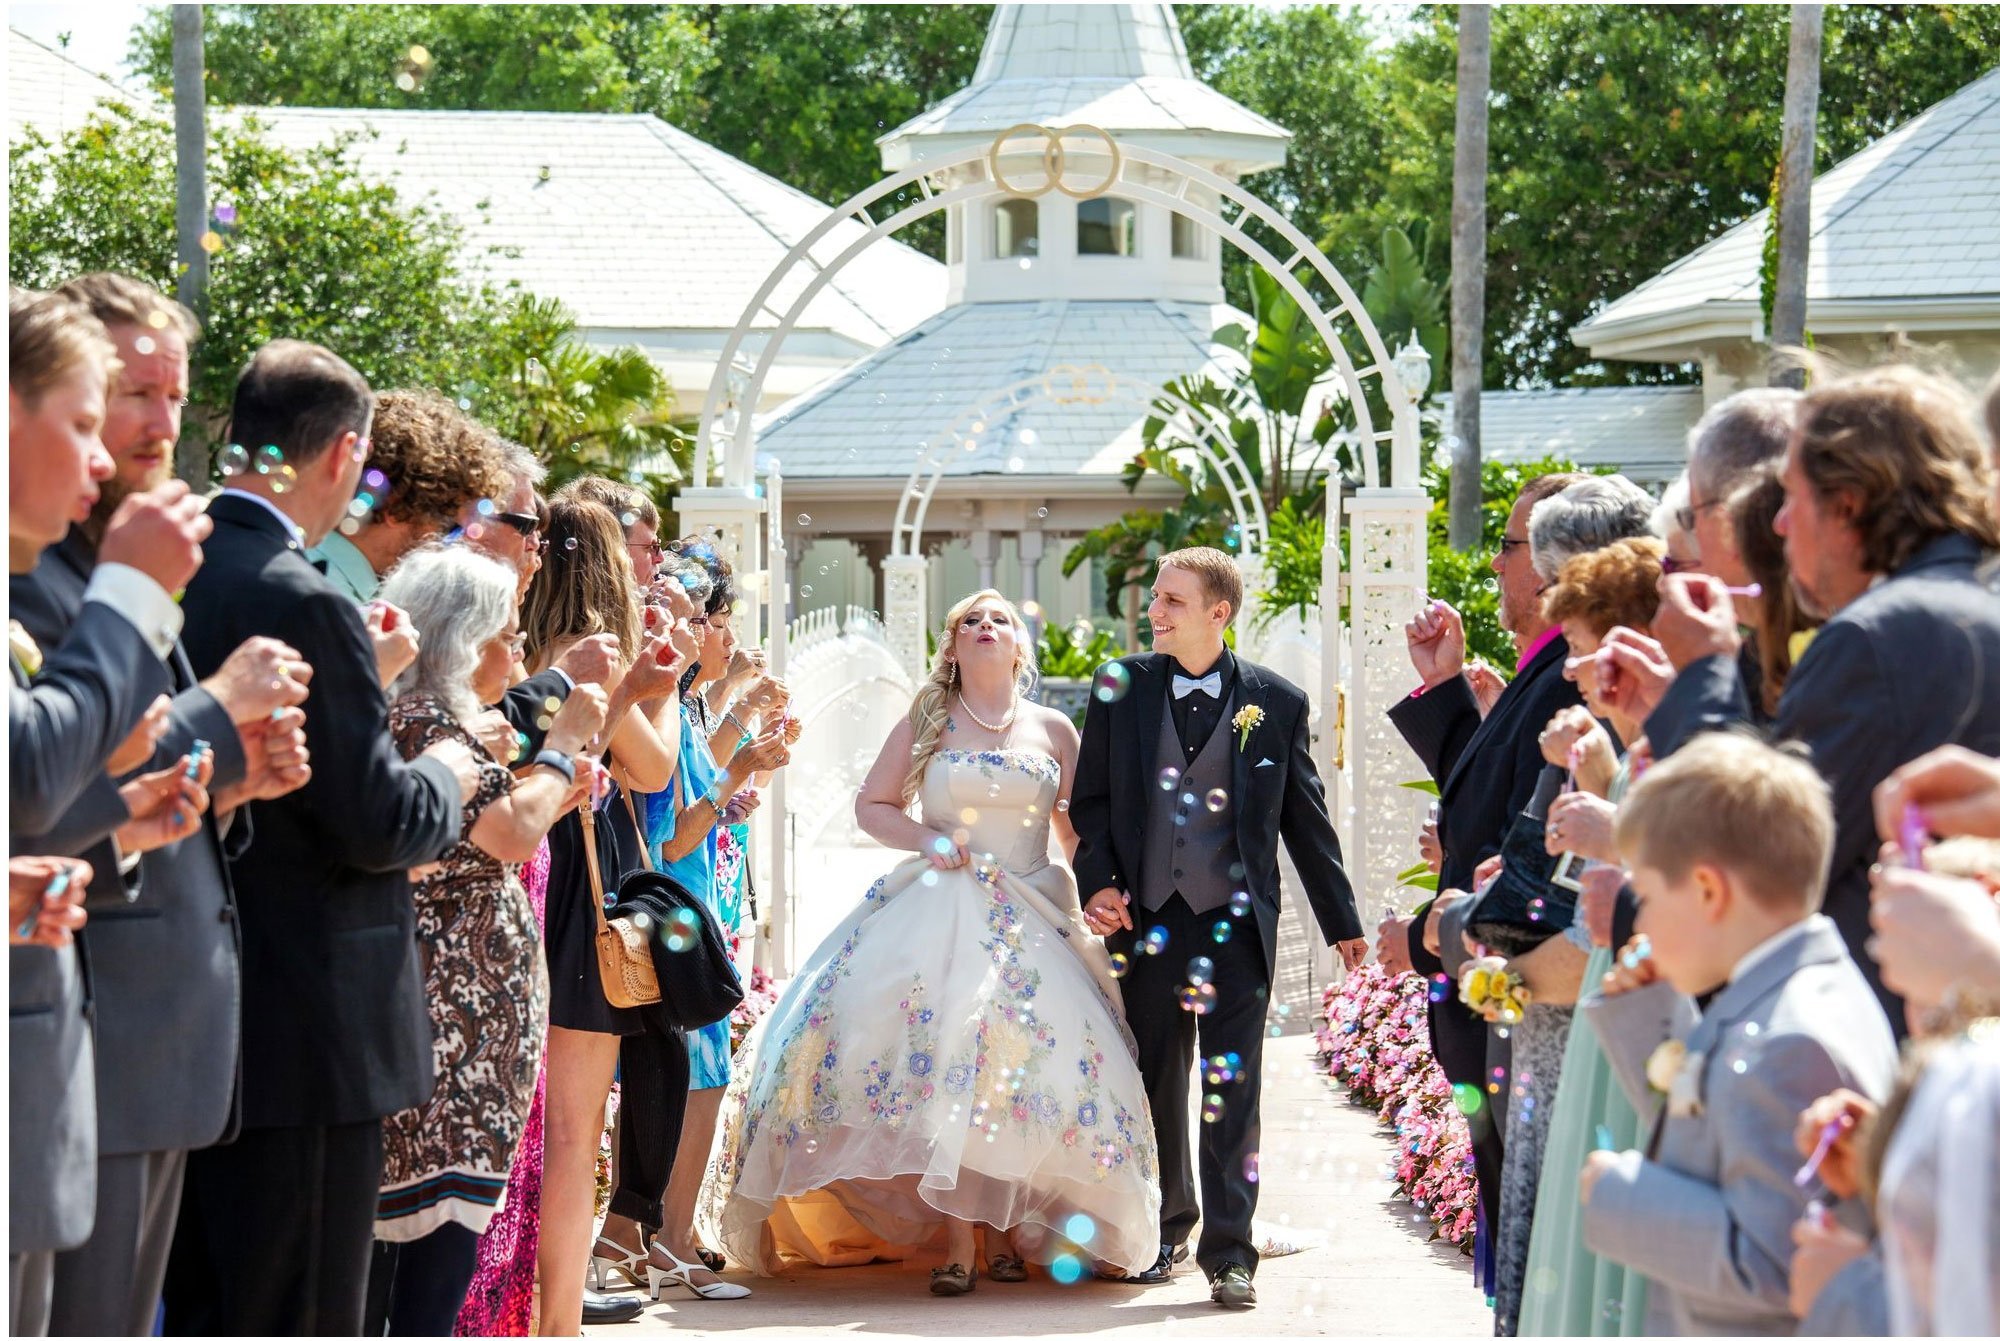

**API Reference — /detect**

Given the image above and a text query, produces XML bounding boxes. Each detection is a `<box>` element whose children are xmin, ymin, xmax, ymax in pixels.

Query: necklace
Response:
<box><xmin>956</xmin><ymin>691</ymin><xmax>1018</xmax><ymax>734</ymax></box>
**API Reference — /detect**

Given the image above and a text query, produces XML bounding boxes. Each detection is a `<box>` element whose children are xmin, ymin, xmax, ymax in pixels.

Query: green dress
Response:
<box><xmin>1517</xmin><ymin>761</ymin><xmax>1649</xmax><ymax>1337</ymax></box>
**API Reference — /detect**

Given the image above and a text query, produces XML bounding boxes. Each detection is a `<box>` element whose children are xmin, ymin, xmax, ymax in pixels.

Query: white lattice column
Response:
<box><xmin>1318</xmin><ymin>475</ymin><xmax>1348</xmax><ymax>852</ymax></box>
<box><xmin>1344</xmin><ymin>488</ymin><xmax>1431</xmax><ymax>934</ymax></box>
<box><xmin>675</xmin><ymin>486</ymin><xmax>767</xmax><ymax>609</ymax></box>
<box><xmin>882</xmin><ymin>553</ymin><xmax>929</xmax><ymax>683</ymax></box>
<box><xmin>1232</xmin><ymin>554</ymin><xmax>1266</xmax><ymax>656</ymax></box>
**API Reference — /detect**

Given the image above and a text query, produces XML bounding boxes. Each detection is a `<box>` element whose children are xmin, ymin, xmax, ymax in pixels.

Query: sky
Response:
<box><xmin>10</xmin><ymin>1</ymin><xmax>152</xmax><ymax>83</ymax></box>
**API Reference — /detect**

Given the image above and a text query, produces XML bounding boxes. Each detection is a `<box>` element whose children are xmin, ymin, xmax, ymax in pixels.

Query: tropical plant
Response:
<box><xmin>467</xmin><ymin>294</ymin><xmax>689</xmax><ymax>498</ymax></box>
<box><xmin>1035</xmin><ymin>621</ymin><xmax>1127</xmax><ymax>681</ymax></box>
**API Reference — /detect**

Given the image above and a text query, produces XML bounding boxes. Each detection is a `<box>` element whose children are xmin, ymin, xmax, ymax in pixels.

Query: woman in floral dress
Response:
<box><xmin>698</xmin><ymin>590</ymin><xmax>1161</xmax><ymax>1294</ymax></box>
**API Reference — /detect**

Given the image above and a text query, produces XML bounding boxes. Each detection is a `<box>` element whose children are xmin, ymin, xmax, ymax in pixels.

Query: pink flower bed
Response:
<box><xmin>728</xmin><ymin>929</ymin><xmax>780</xmax><ymax>1054</ymax></box>
<box><xmin>1317</xmin><ymin>965</ymin><xmax>1480</xmax><ymax>1249</ymax></box>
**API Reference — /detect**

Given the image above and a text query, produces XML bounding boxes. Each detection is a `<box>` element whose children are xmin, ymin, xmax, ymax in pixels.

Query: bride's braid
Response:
<box><xmin>900</xmin><ymin>588</ymin><xmax>1038</xmax><ymax>804</ymax></box>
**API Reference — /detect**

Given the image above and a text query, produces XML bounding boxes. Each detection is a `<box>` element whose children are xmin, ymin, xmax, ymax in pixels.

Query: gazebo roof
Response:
<box><xmin>878</xmin><ymin>4</ymin><xmax>1287</xmax><ymax>173</ymax></box>
<box><xmin>1575</xmin><ymin>67</ymin><xmax>2000</xmax><ymax>362</ymax></box>
<box><xmin>758</xmin><ymin>298</ymin><xmax>1235</xmax><ymax>480</ymax></box>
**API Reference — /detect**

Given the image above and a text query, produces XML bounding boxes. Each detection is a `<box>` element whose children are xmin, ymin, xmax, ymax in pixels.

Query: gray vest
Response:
<box><xmin>1138</xmin><ymin>689</ymin><xmax>1242</xmax><ymax>915</ymax></box>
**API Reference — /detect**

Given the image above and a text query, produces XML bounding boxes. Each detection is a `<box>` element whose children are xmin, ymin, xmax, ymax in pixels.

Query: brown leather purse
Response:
<box><xmin>581</xmin><ymin>795</ymin><xmax>662</xmax><ymax>1009</ymax></box>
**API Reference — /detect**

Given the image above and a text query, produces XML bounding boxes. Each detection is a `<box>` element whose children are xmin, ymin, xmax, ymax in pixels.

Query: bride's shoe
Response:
<box><xmin>647</xmin><ymin>1245</ymin><xmax>752</xmax><ymax>1301</ymax></box>
<box><xmin>587</xmin><ymin>1235</ymin><xmax>649</xmax><ymax>1291</ymax></box>
<box><xmin>929</xmin><ymin>1262</ymin><xmax>977</xmax><ymax>1296</ymax></box>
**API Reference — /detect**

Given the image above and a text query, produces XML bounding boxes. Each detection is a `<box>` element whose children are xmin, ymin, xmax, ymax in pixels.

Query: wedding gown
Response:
<box><xmin>697</xmin><ymin>747</ymin><xmax>1163</xmax><ymax>1276</ymax></box>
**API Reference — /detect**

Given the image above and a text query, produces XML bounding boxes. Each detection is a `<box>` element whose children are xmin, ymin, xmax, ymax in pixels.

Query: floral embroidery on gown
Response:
<box><xmin>697</xmin><ymin>748</ymin><xmax>1162</xmax><ymax>1276</ymax></box>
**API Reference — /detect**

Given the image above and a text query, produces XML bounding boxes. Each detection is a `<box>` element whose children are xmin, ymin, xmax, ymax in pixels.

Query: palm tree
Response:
<box><xmin>476</xmin><ymin>295</ymin><xmax>689</xmax><ymax>497</ymax></box>
<box><xmin>171</xmin><ymin>4</ymin><xmax>207</xmax><ymax>484</ymax></box>
<box><xmin>1770</xmin><ymin>4</ymin><xmax>1823</xmax><ymax>390</ymax></box>
<box><xmin>1447</xmin><ymin>3</ymin><xmax>1490</xmax><ymax>550</ymax></box>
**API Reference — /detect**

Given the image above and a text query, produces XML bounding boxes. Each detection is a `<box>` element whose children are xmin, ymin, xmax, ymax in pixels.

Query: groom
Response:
<box><xmin>1073</xmin><ymin>546</ymin><xmax>1366</xmax><ymax>1307</ymax></box>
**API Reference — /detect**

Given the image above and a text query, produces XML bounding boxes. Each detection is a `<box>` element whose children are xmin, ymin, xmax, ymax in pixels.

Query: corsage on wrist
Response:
<box><xmin>1458</xmin><ymin>954</ymin><xmax>1531</xmax><ymax>1024</ymax></box>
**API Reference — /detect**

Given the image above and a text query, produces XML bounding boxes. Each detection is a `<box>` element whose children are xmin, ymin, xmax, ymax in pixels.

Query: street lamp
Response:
<box><xmin>1390</xmin><ymin>333</ymin><xmax>1432</xmax><ymax>405</ymax></box>
<box><xmin>1387</xmin><ymin>334</ymin><xmax>1431</xmax><ymax>486</ymax></box>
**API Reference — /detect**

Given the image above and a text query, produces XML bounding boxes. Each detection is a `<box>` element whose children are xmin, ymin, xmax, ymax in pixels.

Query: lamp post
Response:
<box><xmin>1388</xmin><ymin>335</ymin><xmax>1432</xmax><ymax>489</ymax></box>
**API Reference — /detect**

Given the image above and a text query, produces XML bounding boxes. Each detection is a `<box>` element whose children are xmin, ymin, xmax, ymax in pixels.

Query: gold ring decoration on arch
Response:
<box><xmin>1041</xmin><ymin>363</ymin><xmax>1115</xmax><ymax>406</ymax></box>
<box><xmin>986</xmin><ymin>123</ymin><xmax>1122</xmax><ymax>201</ymax></box>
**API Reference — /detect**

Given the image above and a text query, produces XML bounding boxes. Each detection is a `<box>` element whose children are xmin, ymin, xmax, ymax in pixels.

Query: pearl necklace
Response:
<box><xmin>957</xmin><ymin>692</ymin><xmax>1018</xmax><ymax>734</ymax></box>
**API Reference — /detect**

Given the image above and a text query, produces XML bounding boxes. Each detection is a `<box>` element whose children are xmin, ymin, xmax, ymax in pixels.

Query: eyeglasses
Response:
<box><xmin>1675</xmin><ymin>498</ymin><xmax>1723</xmax><ymax>533</ymax></box>
<box><xmin>627</xmin><ymin>539</ymin><xmax>665</xmax><ymax>560</ymax></box>
<box><xmin>1497</xmin><ymin>537</ymin><xmax>1530</xmax><ymax>555</ymax></box>
<box><xmin>495</xmin><ymin>512</ymin><xmax>541</xmax><ymax>538</ymax></box>
<box><xmin>495</xmin><ymin>630</ymin><xmax>527</xmax><ymax>658</ymax></box>
<box><xmin>687</xmin><ymin>616</ymin><xmax>710</xmax><ymax>629</ymax></box>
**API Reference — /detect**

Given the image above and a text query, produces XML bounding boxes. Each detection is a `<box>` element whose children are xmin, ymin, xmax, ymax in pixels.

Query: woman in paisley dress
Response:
<box><xmin>698</xmin><ymin>590</ymin><xmax>1161</xmax><ymax>1295</ymax></box>
<box><xmin>366</xmin><ymin>546</ymin><xmax>607</xmax><ymax>1334</ymax></box>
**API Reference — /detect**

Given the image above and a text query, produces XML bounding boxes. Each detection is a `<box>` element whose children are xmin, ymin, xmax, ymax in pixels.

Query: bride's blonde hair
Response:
<box><xmin>902</xmin><ymin>588</ymin><xmax>1039</xmax><ymax>803</ymax></box>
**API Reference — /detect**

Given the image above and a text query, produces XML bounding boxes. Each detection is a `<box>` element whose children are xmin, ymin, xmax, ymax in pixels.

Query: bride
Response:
<box><xmin>697</xmin><ymin>590</ymin><xmax>1161</xmax><ymax>1294</ymax></box>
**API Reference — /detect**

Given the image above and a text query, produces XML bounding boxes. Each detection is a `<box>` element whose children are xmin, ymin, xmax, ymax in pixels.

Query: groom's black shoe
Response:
<box><xmin>1209</xmin><ymin>1263</ymin><xmax>1256</xmax><ymax>1308</ymax></box>
<box><xmin>1101</xmin><ymin>1241</ymin><xmax>1185</xmax><ymax>1284</ymax></box>
<box><xmin>582</xmin><ymin>1289</ymin><xmax>645</xmax><ymax>1324</ymax></box>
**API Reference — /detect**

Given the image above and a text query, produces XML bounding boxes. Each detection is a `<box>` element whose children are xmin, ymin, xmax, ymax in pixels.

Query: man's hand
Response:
<box><xmin>1376</xmin><ymin>911</ymin><xmax>1415</xmax><ymax>976</ymax></box>
<box><xmin>1651</xmin><ymin>573</ymin><xmax>1743</xmax><ymax>671</ymax></box>
<box><xmin>95</xmin><ymin>479</ymin><xmax>211</xmax><ymax>593</ymax></box>
<box><xmin>1579</xmin><ymin>866</ymin><xmax>1623</xmax><ymax>949</ymax></box>
<box><xmin>1473</xmin><ymin>853</ymin><xmax>1504</xmax><ymax>890</ymax></box>
<box><xmin>421</xmin><ymin>736</ymin><xmax>483</xmax><ymax>805</ymax></box>
<box><xmin>214</xmin><ymin>707</ymin><xmax>311</xmax><ymax>811</ymax></box>
<box><xmin>1336</xmin><ymin>937</ymin><xmax>1368</xmax><ymax>971</ymax></box>
<box><xmin>1466</xmin><ymin>661</ymin><xmax>1506</xmax><ymax>718</ymax></box>
<box><xmin>1547</xmin><ymin>791</ymin><xmax>1619</xmax><ymax>863</ymax></box>
<box><xmin>546</xmin><ymin>684</ymin><xmax>610</xmax><ymax>757</ymax></box>
<box><xmin>1591</xmin><ymin>628</ymin><xmax>1677</xmax><ymax>725</ymax></box>
<box><xmin>1418</xmin><ymin>816</ymin><xmax>1443</xmax><ymax>875</ymax></box>
<box><xmin>1875</xmin><ymin>744</ymin><xmax>2000</xmax><ymax>842</ymax></box>
<box><xmin>9</xmin><ymin>856</ymin><xmax>90</xmax><ymax>948</ymax></box>
<box><xmin>1422</xmin><ymin>888</ymin><xmax>1468</xmax><ymax>956</ymax></box>
<box><xmin>1083</xmin><ymin>886</ymin><xmax>1132</xmax><ymax>935</ymax></box>
<box><xmin>1578</xmin><ymin>1149</ymin><xmax>1621</xmax><ymax>1207</ymax></box>
<box><xmin>553</xmin><ymin>632</ymin><xmax>620</xmax><ymax>688</ymax></box>
<box><xmin>468</xmin><ymin>709</ymin><xmax>523</xmax><ymax>766</ymax></box>
<box><xmin>1794</xmin><ymin>1089</ymin><xmax>1875</xmax><ymax>1201</ymax></box>
<box><xmin>203</xmin><ymin>636</ymin><xmax>311</xmax><ymax>724</ymax></box>
<box><xmin>365</xmin><ymin>601</ymin><xmax>420</xmax><ymax>689</ymax></box>
<box><xmin>106</xmin><ymin>693</ymin><xmax>172</xmax><ymax>776</ymax></box>
<box><xmin>1867</xmin><ymin>860</ymin><xmax>2000</xmax><ymax>1017</ymax></box>
<box><xmin>616</xmin><ymin>631</ymin><xmax>683</xmax><ymax>708</ymax></box>
<box><xmin>115</xmin><ymin>752</ymin><xmax>212</xmax><ymax>854</ymax></box>
<box><xmin>1405</xmin><ymin>599</ymin><xmax>1466</xmax><ymax>691</ymax></box>
<box><xmin>1788</xmin><ymin>1212</ymin><xmax>1869</xmax><ymax>1320</ymax></box>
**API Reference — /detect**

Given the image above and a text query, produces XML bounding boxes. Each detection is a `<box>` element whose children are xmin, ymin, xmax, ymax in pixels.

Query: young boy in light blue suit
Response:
<box><xmin>1577</xmin><ymin>733</ymin><xmax>1898</xmax><ymax>1337</ymax></box>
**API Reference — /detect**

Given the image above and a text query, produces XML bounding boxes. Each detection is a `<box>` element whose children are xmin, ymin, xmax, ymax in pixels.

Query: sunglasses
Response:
<box><xmin>495</xmin><ymin>512</ymin><xmax>542</xmax><ymax>538</ymax></box>
<box><xmin>627</xmin><ymin>539</ymin><xmax>665</xmax><ymax>559</ymax></box>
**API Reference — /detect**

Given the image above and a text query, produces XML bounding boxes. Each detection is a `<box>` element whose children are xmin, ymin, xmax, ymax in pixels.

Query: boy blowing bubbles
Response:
<box><xmin>1574</xmin><ymin>733</ymin><xmax>1898</xmax><ymax>1336</ymax></box>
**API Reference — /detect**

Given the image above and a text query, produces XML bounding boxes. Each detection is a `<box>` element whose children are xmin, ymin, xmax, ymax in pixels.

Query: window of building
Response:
<box><xmin>1171</xmin><ymin>211</ymin><xmax>1204</xmax><ymax>260</ymax></box>
<box><xmin>1077</xmin><ymin>198</ymin><xmax>1137</xmax><ymax>257</ymax></box>
<box><xmin>993</xmin><ymin>199</ymin><xmax>1039</xmax><ymax>258</ymax></box>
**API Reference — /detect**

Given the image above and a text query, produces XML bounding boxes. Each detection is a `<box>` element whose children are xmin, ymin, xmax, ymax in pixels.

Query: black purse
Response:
<box><xmin>610</xmin><ymin>788</ymin><xmax>743</xmax><ymax>1031</ymax></box>
<box><xmin>1463</xmin><ymin>765</ymin><xmax>1578</xmax><ymax>957</ymax></box>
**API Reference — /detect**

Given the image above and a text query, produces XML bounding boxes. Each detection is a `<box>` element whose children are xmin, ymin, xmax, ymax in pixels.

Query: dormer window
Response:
<box><xmin>993</xmin><ymin>199</ymin><xmax>1040</xmax><ymax>258</ymax></box>
<box><xmin>1077</xmin><ymin>198</ymin><xmax>1137</xmax><ymax>256</ymax></box>
<box><xmin>1171</xmin><ymin>211</ymin><xmax>1204</xmax><ymax>260</ymax></box>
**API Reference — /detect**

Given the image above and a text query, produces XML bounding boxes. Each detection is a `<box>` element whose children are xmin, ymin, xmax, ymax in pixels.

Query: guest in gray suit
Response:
<box><xmin>1576</xmin><ymin>733</ymin><xmax>1898</xmax><ymax>1337</ymax></box>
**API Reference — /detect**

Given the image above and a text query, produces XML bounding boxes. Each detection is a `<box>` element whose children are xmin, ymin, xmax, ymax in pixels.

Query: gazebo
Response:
<box><xmin>757</xmin><ymin>3</ymin><xmax>1290</xmax><ymax>633</ymax></box>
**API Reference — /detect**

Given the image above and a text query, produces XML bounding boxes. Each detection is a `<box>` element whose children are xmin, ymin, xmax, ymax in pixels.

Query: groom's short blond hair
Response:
<box><xmin>1156</xmin><ymin>546</ymin><xmax>1242</xmax><ymax>625</ymax></box>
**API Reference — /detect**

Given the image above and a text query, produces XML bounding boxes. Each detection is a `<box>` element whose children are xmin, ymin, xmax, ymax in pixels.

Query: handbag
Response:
<box><xmin>1463</xmin><ymin>765</ymin><xmax>1577</xmax><ymax>957</ymax></box>
<box><xmin>581</xmin><ymin>799</ymin><xmax>661</xmax><ymax>1009</ymax></box>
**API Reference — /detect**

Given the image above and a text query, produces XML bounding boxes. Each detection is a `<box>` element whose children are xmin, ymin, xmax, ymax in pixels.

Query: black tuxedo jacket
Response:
<box><xmin>1070</xmin><ymin>651</ymin><xmax>1360</xmax><ymax>979</ymax></box>
<box><xmin>1387</xmin><ymin>635</ymin><xmax>1581</xmax><ymax>1087</ymax></box>
<box><xmin>176</xmin><ymin>494</ymin><xmax>462</xmax><ymax>1129</ymax></box>
<box><xmin>13</xmin><ymin>530</ymin><xmax>249</xmax><ymax>1155</ymax></box>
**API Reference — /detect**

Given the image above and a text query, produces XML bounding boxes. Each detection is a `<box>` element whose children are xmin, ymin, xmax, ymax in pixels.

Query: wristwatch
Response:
<box><xmin>532</xmin><ymin>748</ymin><xmax>576</xmax><ymax>784</ymax></box>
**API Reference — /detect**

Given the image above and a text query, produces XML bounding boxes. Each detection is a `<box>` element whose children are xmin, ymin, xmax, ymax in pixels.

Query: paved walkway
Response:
<box><xmin>615</xmin><ymin>1037</ymin><xmax>1489</xmax><ymax>1337</ymax></box>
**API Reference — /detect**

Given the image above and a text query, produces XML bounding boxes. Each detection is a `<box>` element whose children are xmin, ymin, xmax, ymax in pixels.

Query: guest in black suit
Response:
<box><xmin>164</xmin><ymin>340</ymin><xmax>482</xmax><ymax>1337</ymax></box>
<box><xmin>1630</xmin><ymin>365</ymin><xmax>2000</xmax><ymax>1034</ymax></box>
<box><xmin>1075</xmin><ymin>547</ymin><xmax>1364</xmax><ymax>1308</ymax></box>
<box><xmin>1382</xmin><ymin>471</ymin><xmax>1584</xmax><ymax>1297</ymax></box>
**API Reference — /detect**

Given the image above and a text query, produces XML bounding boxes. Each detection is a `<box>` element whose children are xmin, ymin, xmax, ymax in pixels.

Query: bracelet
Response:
<box><xmin>531</xmin><ymin>749</ymin><xmax>576</xmax><ymax>784</ymax></box>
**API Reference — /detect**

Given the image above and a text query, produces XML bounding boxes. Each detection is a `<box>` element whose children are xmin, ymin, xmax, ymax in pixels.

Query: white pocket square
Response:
<box><xmin>1255</xmin><ymin>758</ymin><xmax>1276</xmax><ymax>769</ymax></box>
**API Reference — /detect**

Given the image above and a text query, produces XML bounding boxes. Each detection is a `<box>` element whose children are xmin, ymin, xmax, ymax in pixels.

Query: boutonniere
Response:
<box><xmin>1458</xmin><ymin>954</ymin><xmax>1530</xmax><ymax>1025</ymax></box>
<box><xmin>1646</xmin><ymin>1039</ymin><xmax>1705</xmax><ymax>1117</ymax></box>
<box><xmin>1231</xmin><ymin>703</ymin><xmax>1265</xmax><ymax>753</ymax></box>
<box><xmin>8</xmin><ymin>620</ymin><xmax>43</xmax><ymax>676</ymax></box>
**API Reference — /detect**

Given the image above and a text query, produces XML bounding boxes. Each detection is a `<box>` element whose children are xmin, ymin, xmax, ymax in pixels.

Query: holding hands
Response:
<box><xmin>1083</xmin><ymin>886</ymin><xmax>1131</xmax><ymax>934</ymax></box>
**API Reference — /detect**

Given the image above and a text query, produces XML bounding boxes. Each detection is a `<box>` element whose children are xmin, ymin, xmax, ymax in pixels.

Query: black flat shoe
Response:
<box><xmin>581</xmin><ymin>1288</ymin><xmax>645</xmax><ymax>1323</ymax></box>
<box><xmin>697</xmin><ymin>1247</ymin><xmax>727</xmax><ymax>1274</ymax></box>
<box><xmin>1210</xmin><ymin>1263</ymin><xmax>1256</xmax><ymax>1308</ymax></box>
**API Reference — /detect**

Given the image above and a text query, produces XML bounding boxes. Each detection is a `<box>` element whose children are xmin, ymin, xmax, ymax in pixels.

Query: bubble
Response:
<box><xmin>1243</xmin><ymin>1152</ymin><xmax>1260</xmax><ymax>1183</ymax></box>
<box><xmin>563</xmin><ymin>537</ymin><xmax>578</xmax><ymax>551</ymax></box>
<box><xmin>1143</xmin><ymin>926</ymin><xmax>1169</xmax><ymax>955</ymax></box>
<box><xmin>797</xmin><ymin>513</ymin><xmax>812</xmax><ymax>526</ymax></box>
<box><xmin>364</xmin><ymin>468</ymin><xmax>388</xmax><ymax>491</ymax></box>
<box><xmin>133</xmin><ymin>334</ymin><xmax>157</xmax><ymax>356</ymax></box>
<box><xmin>216</xmin><ymin>443</ymin><xmax>250</xmax><ymax>476</ymax></box>
<box><xmin>1006</xmin><ymin>456</ymin><xmax>1026</xmax><ymax>473</ymax></box>
<box><xmin>1107</xmin><ymin>952</ymin><xmax>1131</xmax><ymax>978</ymax></box>
<box><xmin>1035</xmin><ymin>506</ymin><xmax>1049</xmax><ymax>519</ymax></box>
<box><xmin>663</xmin><ymin>906</ymin><xmax>701</xmax><ymax>951</ymax></box>
<box><xmin>199</xmin><ymin>230</ymin><xmax>223</xmax><ymax>253</ymax></box>
<box><xmin>1211</xmin><ymin>920</ymin><xmax>1232</xmax><ymax>944</ymax></box>
<box><xmin>1049</xmin><ymin>1253</ymin><xmax>1084</xmax><ymax>1285</ymax></box>
<box><xmin>804</xmin><ymin>1137</ymin><xmax>819</xmax><ymax>1155</ymax></box>
<box><xmin>1527</xmin><ymin>896</ymin><xmax>1545</xmax><ymax>922</ymax></box>
<box><xmin>1452</xmin><ymin>1082</ymin><xmax>1485</xmax><ymax>1116</ymax></box>
<box><xmin>268</xmin><ymin>464</ymin><xmax>299</xmax><ymax>494</ymax></box>
<box><xmin>1092</xmin><ymin>663</ymin><xmax>1131</xmax><ymax>703</ymax></box>
<box><xmin>1204</xmin><ymin>788</ymin><xmax>1229</xmax><ymax>813</ymax></box>
<box><xmin>1201</xmin><ymin>1092</ymin><xmax>1225</xmax><ymax>1121</ymax></box>
<box><xmin>817</xmin><ymin>565</ymin><xmax>828</xmax><ymax>576</ymax></box>
<box><xmin>1018</xmin><ymin>427</ymin><xmax>1038</xmax><ymax>446</ymax></box>
<box><xmin>1186</xmin><ymin>955</ymin><xmax>1215</xmax><ymax>986</ymax></box>
<box><xmin>338</xmin><ymin>518</ymin><xmax>361</xmax><ymax>536</ymax></box>
<box><xmin>1229</xmin><ymin>890</ymin><xmax>1252</xmax><ymax>918</ymax></box>
<box><xmin>800</xmin><ymin>585</ymin><xmax>814</xmax><ymax>598</ymax></box>
<box><xmin>212</xmin><ymin>202</ymin><xmax>238</xmax><ymax>227</ymax></box>
<box><xmin>1158</xmin><ymin>766</ymin><xmax>1181</xmax><ymax>792</ymax></box>
<box><xmin>1178</xmin><ymin>982</ymin><xmax>1217</xmax><ymax>1014</ymax></box>
<box><xmin>475</xmin><ymin>498</ymin><xmax>498</xmax><ymax>517</ymax></box>
<box><xmin>258</xmin><ymin>443</ymin><xmax>285</xmax><ymax>469</ymax></box>
<box><xmin>1063</xmin><ymin>1213</ymin><xmax>1096</xmax><ymax>1245</ymax></box>
<box><xmin>931</xmin><ymin>835</ymin><xmax>954</xmax><ymax>857</ymax></box>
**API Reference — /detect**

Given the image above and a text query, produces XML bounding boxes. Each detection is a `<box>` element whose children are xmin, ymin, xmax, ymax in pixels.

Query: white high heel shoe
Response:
<box><xmin>647</xmin><ymin>1245</ymin><xmax>752</xmax><ymax>1301</ymax></box>
<box><xmin>587</xmin><ymin>1234</ymin><xmax>649</xmax><ymax>1291</ymax></box>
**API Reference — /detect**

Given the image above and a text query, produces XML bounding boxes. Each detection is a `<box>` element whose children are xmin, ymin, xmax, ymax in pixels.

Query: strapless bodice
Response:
<box><xmin>918</xmin><ymin>748</ymin><xmax>1062</xmax><ymax>877</ymax></box>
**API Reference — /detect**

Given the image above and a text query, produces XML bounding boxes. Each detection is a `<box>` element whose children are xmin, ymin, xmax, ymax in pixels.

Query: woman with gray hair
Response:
<box><xmin>1528</xmin><ymin>473</ymin><xmax>1656</xmax><ymax>582</ymax></box>
<box><xmin>366</xmin><ymin>544</ymin><xmax>610</xmax><ymax>1335</ymax></box>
